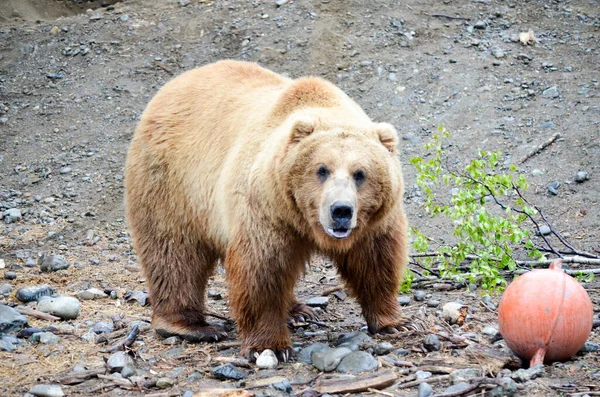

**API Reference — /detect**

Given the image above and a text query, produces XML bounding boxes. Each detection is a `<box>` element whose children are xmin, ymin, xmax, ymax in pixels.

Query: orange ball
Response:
<box><xmin>498</xmin><ymin>260</ymin><xmax>593</xmax><ymax>366</ymax></box>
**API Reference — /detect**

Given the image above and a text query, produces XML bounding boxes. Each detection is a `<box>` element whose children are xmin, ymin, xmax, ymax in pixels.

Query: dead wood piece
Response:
<box><xmin>464</xmin><ymin>345</ymin><xmax>521</xmax><ymax>374</ymax></box>
<box><xmin>15</xmin><ymin>306</ymin><xmax>60</xmax><ymax>321</ymax></box>
<box><xmin>145</xmin><ymin>393</ymin><xmax>182</xmax><ymax>397</ymax></box>
<box><xmin>417</xmin><ymin>365</ymin><xmax>455</xmax><ymax>374</ymax></box>
<box><xmin>519</xmin><ymin>132</ymin><xmax>560</xmax><ymax>164</ymax></box>
<box><xmin>315</xmin><ymin>370</ymin><xmax>397</xmax><ymax>394</ymax></box>
<box><xmin>106</xmin><ymin>325</ymin><xmax>140</xmax><ymax>353</ymax></box>
<box><xmin>206</xmin><ymin>311</ymin><xmax>233</xmax><ymax>322</ymax></box>
<box><xmin>397</xmin><ymin>375</ymin><xmax>449</xmax><ymax>389</ymax></box>
<box><xmin>431</xmin><ymin>377</ymin><xmax>508</xmax><ymax>397</ymax></box>
<box><xmin>193</xmin><ymin>389</ymin><xmax>254</xmax><ymax>397</ymax></box>
<box><xmin>96</xmin><ymin>327</ymin><xmax>129</xmax><ymax>344</ymax></box>
<box><xmin>56</xmin><ymin>368</ymin><xmax>105</xmax><ymax>385</ymax></box>
<box><xmin>212</xmin><ymin>356</ymin><xmax>251</xmax><ymax>368</ymax></box>
<box><xmin>322</xmin><ymin>285</ymin><xmax>343</xmax><ymax>296</ymax></box>
<box><xmin>97</xmin><ymin>374</ymin><xmax>133</xmax><ymax>387</ymax></box>
<box><xmin>367</xmin><ymin>388</ymin><xmax>396</xmax><ymax>397</ymax></box>
<box><xmin>425</xmin><ymin>13</ymin><xmax>470</xmax><ymax>20</ymax></box>
<box><xmin>153</xmin><ymin>61</ymin><xmax>173</xmax><ymax>74</ymax></box>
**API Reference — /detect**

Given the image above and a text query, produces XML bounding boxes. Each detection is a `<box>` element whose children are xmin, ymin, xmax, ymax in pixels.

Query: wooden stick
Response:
<box><xmin>367</xmin><ymin>388</ymin><xmax>397</xmax><ymax>397</ymax></box>
<box><xmin>15</xmin><ymin>306</ymin><xmax>60</xmax><ymax>321</ymax></box>
<box><xmin>424</xmin><ymin>13</ymin><xmax>470</xmax><ymax>20</ymax></box>
<box><xmin>316</xmin><ymin>370</ymin><xmax>397</xmax><ymax>394</ymax></box>
<box><xmin>106</xmin><ymin>325</ymin><xmax>139</xmax><ymax>353</ymax></box>
<box><xmin>56</xmin><ymin>368</ymin><xmax>105</xmax><ymax>385</ymax></box>
<box><xmin>512</xmin><ymin>267</ymin><xmax>600</xmax><ymax>276</ymax></box>
<box><xmin>397</xmin><ymin>375</ymin><xmax>449</xmax><ymax>389</ymax></box>
<box><xmin>322</xmin><ymin>285</ymin><xmax>344</xmax><ymax>296</ymax></box>
<box><xmin>518</xmin><ymin>133</ymin><xmax>560</xmax><ymax>164</ymax></box>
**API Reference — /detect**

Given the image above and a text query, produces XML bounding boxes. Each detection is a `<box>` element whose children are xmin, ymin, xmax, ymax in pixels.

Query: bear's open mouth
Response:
<box><xmin>324</xmin><ymin>226</ymin><xmax>352</xmax><ymax>239</ymax></box>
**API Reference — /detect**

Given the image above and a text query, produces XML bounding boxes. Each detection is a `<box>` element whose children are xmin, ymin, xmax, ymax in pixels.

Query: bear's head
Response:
<box><xmin>278</xmin><ymin>113</ymin><xmax>403</xmax><ymax>251</ymax></box>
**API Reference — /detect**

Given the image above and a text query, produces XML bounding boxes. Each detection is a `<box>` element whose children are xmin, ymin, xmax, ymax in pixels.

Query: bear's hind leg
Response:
<box><xmin>137</xmin><ymin>233</ymin><xmax>227</xmax><ymax>342</ymax></box>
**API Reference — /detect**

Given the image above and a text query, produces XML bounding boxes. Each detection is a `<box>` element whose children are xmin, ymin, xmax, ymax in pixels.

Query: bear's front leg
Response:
<box><xmin>335</xmin><ymin>220</ymin><xmax>409</xmax><ymax>334</ymax></box>
<box><xmin>225</xmin><ymin>233</ymin><xmax>307</xmax><ymax>362</ymax></box>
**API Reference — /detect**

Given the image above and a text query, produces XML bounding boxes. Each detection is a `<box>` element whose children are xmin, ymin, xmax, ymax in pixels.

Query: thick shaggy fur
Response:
<box><xmin>125</xmin><ymin>60</ymin><xmax>408</xmax><ymax>359</ymax></box>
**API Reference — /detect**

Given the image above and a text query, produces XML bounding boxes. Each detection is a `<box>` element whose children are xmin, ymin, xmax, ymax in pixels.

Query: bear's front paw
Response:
<box><xmin>367</xmin><ymin>316</ymin><xmax>410</xmax><ymax>335</ymax></box>
<box><xmin>248</xmin><ymin>346</ymin><xmax>294</xmax><ymax>364</ymax></box>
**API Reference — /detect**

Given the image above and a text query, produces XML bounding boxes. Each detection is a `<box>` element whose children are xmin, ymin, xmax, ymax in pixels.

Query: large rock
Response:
<box><xmin>36</xmin><ymin>296</ymin><xmax>80</xmax><ymax>320</ymax></box>
<box><xmin>39</xmin><ymin>255</ymin><xmax>70</xmax><ymax>272</ymax></box>
<box><xmin>312</xmin><ymin>347</ymin><xmax>352</xmax><ymax>372</ymax></box>
<box><xmin>0</xmin><ymin>304</ymin><xmax>28</xmax><ymax>333</ymax></box>
<box><xmin>336</xmin><ymin>351</ymin><xmax>379</xmax><ymax>374</ymax></box>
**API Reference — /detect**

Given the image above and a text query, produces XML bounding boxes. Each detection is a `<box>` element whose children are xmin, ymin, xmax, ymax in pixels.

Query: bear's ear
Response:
<box><xmin>290</xmin><ymin>115</ymin><xmax>318</xmax><ymax>143</ymax></box>
<box><xmin>374</xmin><ymin>122</ymin><xmax>399</xmax><ymax>154</ymax></box>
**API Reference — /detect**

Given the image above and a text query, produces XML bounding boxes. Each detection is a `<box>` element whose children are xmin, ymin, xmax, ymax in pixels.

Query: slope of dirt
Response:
<box><xmin>0</xmin><ymin>0</ymin><xmax>598</xmax><ymax>396</ymax></box>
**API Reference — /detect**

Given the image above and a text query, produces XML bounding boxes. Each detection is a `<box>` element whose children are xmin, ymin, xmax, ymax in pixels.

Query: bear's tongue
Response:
<box><xmin>325</xmin><ymin>227</ymin><xmax>351</xmax><ymax>239</ymax></box>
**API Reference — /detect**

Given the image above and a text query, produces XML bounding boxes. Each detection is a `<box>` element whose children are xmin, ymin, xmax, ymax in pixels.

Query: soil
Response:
<box><xmin>0</xmin><ymin>0</ymin><xmax>598</xmax><ymax>396</ymax></box>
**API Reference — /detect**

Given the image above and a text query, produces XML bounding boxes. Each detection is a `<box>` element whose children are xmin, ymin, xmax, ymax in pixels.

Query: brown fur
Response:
<box><xmin>124</xmin><ymin>60</ymin><xmax>408</xmax><ymax>359</ymax></box>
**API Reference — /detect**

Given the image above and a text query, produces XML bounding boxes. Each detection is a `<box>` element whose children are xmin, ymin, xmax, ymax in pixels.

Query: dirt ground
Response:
<box><xmin>0</xmin><ymin>0</ymin><xmax>599</xmax><ymax>396</ymax></box>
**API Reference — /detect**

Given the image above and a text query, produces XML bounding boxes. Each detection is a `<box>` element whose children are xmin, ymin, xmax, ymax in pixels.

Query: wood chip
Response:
<box><xmin>193</xmin><ymin>389</ymin><xmax>254</xmax><ymax>397</ymax></box>
<box><xmin>315</xmin><ymin>370</ymin><xmax>397</xmax><ymax>394</ymax></box>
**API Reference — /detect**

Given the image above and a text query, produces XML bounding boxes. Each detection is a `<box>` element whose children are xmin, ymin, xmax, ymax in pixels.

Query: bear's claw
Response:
<box><xmin>288</xmin><ymin>302</ymin><xmax>318</xmax><ymax>325</ymax></box>
<box><xmin>368</xmin><ymin>316</ymin><xmax>410</xmax><ymax>335</ymax></box>
<box><xmin>248</xmin><ymin>346</ymin><xmax>294</xmax><ymax>364</ymax></box>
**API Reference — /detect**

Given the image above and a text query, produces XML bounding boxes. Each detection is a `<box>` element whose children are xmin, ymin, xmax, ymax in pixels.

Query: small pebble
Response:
<box><xmin>256</xmin><ymin>349</ymin><xmax>279</xmax><ymax>369</ymax></box>
<box><xmin>39</xmin><ymin>255</ymin><xmax>70</xmax><ymax>272</ymax></box>
<box><xmin>418</xmin><ymin>382</ymin><xmax>433</xmax><ymax>397</ymax></box>
<box><xmin>450</xmin><ymin>368</ymin><xmax>481</xmax><ymax>384</ymax></box>
<box><xmin>4</xmin><ymin>271</ymin><xmax>17</xmax><ymax>280</ymax></box>
<box><xmin>423</xmin><ymin>334</ymin><xmax>441</xmax><ymax>352</ymax></box>
<box><xmin>374</xmin><ymin>341</ymin><xmax>394</xmax><ymax>355</ymax></box>
<box><xmin>76</xmin><ymin>288</ymin><xmax>107</xmax><ymax>300</ymax></box>
<box><xmin>305</xmin><ymin>296</ymin><xmax>329</xmax><ymax>308</ymax></box>
<box><xmin>548</xmin><ymin>181</ymin><xmax>560</xmax><ymax>195</ymax></box>
<box><xmin>107</xmin><ymin>351</ymin><xmax>135</xmax><ymax>373</ymax></box>
<box><xmin>413</xmin><ymin>290</ymin><xmax>426</xmax><ymax>301</ymax></box>
<box><xmin>211</xmin><ymin>363</ymin><xmax>246</xmax><ymax>380</ymax></box>
<box><xmin>397</xmin><ymin>295</ymin><xmax>411</xmax><ymax>306</ymax></box>
<box><xmin>0</xmin><ymin>305</ymin><xmax>28</xmax><ymax>333</ymax></box>
<box><xmin>537</xmin><ymin>225</ymin><xmax>552</xmax><ymax>236</ymax></box>
<box><xmin>30</xmin><ymin>332</ymin><xmax>61</xmax><ymax>345</ymax></box>
<box><xmin>575</xmin><ymin>171</ymin><xmax>589</xmax><ymax>183</ymax></box>
<box><xmin>156</xmin><ymin>377</ymin><xmax>174</xmax><ymax>388</ymax></box>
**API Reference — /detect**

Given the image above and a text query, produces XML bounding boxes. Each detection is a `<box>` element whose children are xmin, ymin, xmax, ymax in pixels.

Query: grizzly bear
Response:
<box><xmin>125</xmin><ymin>60</ymin><xmax>408</xmax><ymax>362</ymax></box>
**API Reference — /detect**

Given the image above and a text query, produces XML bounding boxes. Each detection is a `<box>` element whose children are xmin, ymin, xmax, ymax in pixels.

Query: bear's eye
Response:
<box><xmin>316</xmin><ymin>165</ymin><xmax>329</xmax><ymax>183</ymax></box>
<box><xmin>353</xmin><ymin>169</ymin><xmax>366</xmax><ymax>187</ymax></box>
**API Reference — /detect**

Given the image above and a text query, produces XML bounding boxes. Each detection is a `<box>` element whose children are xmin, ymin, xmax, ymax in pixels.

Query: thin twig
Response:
<box><xmin>518</xmin><ymin>132</ymin><xmax>560</xmax><ymax>164</ymax></box>
<box><xmin>15</xmin><ymin>306</ymin><xmax>60</xmax><ymax>321</ymax></box>
<box><xmin>106</xmin><ymin>325</ymin><xmax>139</xmax><ymax>353</ymax></box>
<box><xmin>424</xmin><ymin>13</ymin><xmax>470</xmax><ymax>20</ymax></box>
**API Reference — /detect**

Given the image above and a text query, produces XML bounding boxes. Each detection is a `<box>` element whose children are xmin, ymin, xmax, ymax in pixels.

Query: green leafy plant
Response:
<box><xmin>408</xmin><ymin>127</ymin><xmax>543</xmax><ymax>291</ymax></box>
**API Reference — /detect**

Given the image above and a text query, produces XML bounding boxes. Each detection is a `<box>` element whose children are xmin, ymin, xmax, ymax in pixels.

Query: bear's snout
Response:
<box><xmin>330</xmin><ymin>201</ymin><xmax>353</xmax><ymax>228</ymax></box>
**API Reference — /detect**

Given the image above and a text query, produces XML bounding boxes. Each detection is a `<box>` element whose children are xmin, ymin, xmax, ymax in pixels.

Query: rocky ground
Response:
<box><xmin>0</xmin><ymin>0</ymin><xmax>599</xmax><ymax>396</ymax></box>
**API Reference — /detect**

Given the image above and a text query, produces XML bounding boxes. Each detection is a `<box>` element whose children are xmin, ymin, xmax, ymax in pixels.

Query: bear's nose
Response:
<box><xmin>330</xmin><ymin>202</ymin><xmax>353</xmax><ymax>225</ymax></box>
